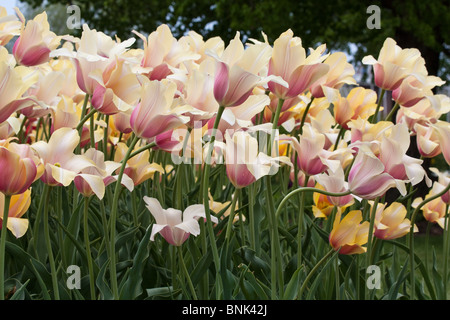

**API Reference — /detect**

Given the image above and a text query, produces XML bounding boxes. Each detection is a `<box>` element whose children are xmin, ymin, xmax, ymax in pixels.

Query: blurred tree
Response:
<box><xmin>17</xmin><ymin>0</ymin><xmax>450</xmax><ymax>84</ymax></box>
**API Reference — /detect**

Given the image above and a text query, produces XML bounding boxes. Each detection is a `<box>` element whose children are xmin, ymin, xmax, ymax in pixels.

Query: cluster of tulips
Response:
<box><xmin>0</xmin><ymin>5</ymin><xmax>449</xmax><ymax>300</ymax></box>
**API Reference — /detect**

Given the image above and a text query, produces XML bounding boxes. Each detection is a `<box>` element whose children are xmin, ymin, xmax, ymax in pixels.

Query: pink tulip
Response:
<box><xmin>144</xmin><ymin>197</ymin><xmax>217</xmax><ymax>246</ymax></box>
<box><xmin>289</xmin><ymin>124</ymin><xmax>340</xmax><ymax>176</ymax></box>
<box><xmin>130</xmin><ymin>79</ymin><xmax>188</xmax><ymax>139</ymax></box>
<box><xmin>73</xmin><ymin>149</ymin><xmax>134</xmax><ymax>199</ymax></box>
<box><xmin>31</xmin><ymin>127</ymin><xmax>97</xmax><ymax>187</ymax></box>
<box><xmin>315</xmin><ymin>167</ymin><xmax>354</xmax><ymax>208</ymax></box>
<box><xmin>348</xmin><ymin>149</ymin><xmax>406</xmax><ymax>200</ymax></box>
<box><xmin>0</xmin><ymin>142</ymin><xmax>40</xmax><ymax>195</ymax></box>
<box><xmin>362</xmin><ymin>38</ymin><xmax>425</xmax><ymax>91</ymax></box>
<box><xmin>432</xmin><ymin>121</ymin><xmax>450</xmax><ymax>166</ymax></box>
<box><xmin>12</xmin><ymin>12</ymin><xmax>61</xmax><ymax>66</ymax></box>
<box><xmin>268</xmin><ymin>30</ymin><xmax>329</xmax><ymax>99</ymax></box>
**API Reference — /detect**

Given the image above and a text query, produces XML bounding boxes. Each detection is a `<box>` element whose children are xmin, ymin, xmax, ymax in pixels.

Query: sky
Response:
<box><xmin>1</xmin><ymin>0</ymin><xmax>18</xmax><ymax>14</ymax></box>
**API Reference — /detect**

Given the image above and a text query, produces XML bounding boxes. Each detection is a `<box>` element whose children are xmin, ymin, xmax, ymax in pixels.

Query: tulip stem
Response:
<box><xmin>371</xmin><ymin>88</ymin><xmax>385</xmax><ymax>124</ymax></box>
<box><xmin>248</xmin><ymin>183</ymin><xmax>256</xmax><ymax>252</ymax></box>
<box><xmin>127</xmin><ymin>141</ymin><xmax>156</xmax><ymax>160</ymax></box>
<box><xmin>298</xmin><ymin>248</ymin><xmax>336</xmax><ymax>299</ymax></box>
<box><xmin>76</xmin><ymin>108</ymin><xmax>97</xmax><ymax>133</ymax></box>
<box><xmin>266</xmin><ymin>97</ymin><xmax>285</xmax><ymax>299</ymax></box>
<box><xmin>276</xmin><ymin>187</ymin><xmax>352</xmax><ymax>219</ymax></box>
<box><xmin>202</xmin><ymin>104</ymin><xmax>225</xmax><ymax>299</ymax></box>
<box><xmin>297</xmin><ymin>175</ymin><xmax>310</xmax><ymax>270</ymax></box>
<box><xmin>385</xmin><ymin>101</ymin><xmax>399</xmax><ymax>122</ymax></box>
<box><xmin>333</xmin><ymin>126</ymin><xmax>345</xmax><ymax>151</ymax></box>
<box><xmin>365</xmin><ymin>197</ymin><xmax>379</xmax><ymax>300</ymax></box>
<box><xmin>225</xmin><ymin>188</ymin><xmax>239</xmax><ymax>245</ymax></box>
<box><xmin>83</xmin><ymin>196</ymin><xmax>96</xmax><ymax>300</ymax></box>
<box><xmin>443</xmin><ymin>204</ymin><xmax>449</xmax><ymax>299</ymax></box>
<box><xmin>0</xmin><ymin>194</ymin><xmax>11</xmax><ymax>300</ymax></box>
<box><xmin>177</xmin><ymin>246</ymin><xmax>198</xmax><ymax>300</ymax></box>
<box><xmin>109</xmin><ymin>134</ymin><xmax>139</xmax><ymax>299</ymax></box>
<box><xmin>409</xmin><ymin>183</ymin><xmax>450</xmax><ymax>299</ymax></box>
<box><xmin>42</xmin><ymin>184</ymin><xmax>60</xmax><ymax>299</ymax></box>
<box><xmin>299</xmin><ymin>97</ymin><xmax>314</xmax><ymax>135</ymax></box>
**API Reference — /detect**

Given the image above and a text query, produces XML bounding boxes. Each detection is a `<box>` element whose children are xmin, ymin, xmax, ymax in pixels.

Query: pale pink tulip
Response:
<box><xmin>224</xmin><ymin>130</ymin><xmax>291</xmax><ymax>188</ymax></box>
<box><xmin>130</xmin><ymin>79</ymin><xmax>188</xmax><ymax>139</ymax></box>
<box><xmin>31</xmin><ymin>127</ymin><xmax>96</xmax><ymax>186</ymax></box>
<box><xmin>348</xmin><ymin>149</ymin><xmax>406</xmax><ymax>200</ymax></box>
<box><xmin>90</xmin><ymin>57</ymin><xmax>141</xmax><ymax>115</ymax></box>
<box><xmin>144</xmin><ymin>197</ymin><xmax>217</xmax><ymax>246</ymax></box>
<box><xmin>414</xmin><ymin>123</ymin><xmax>441</xmax><ymax>158</ymax></box>
<box><xmin>310</xmin><ymin>52</ymin><xmax>356</xmax><ymax>98</ymax></box>
<box><xmin>74</xmin><ymin>148</ymin><xmax>134</xmax><ymax>199</ymax></box>
<box><xmin>288</xmin><ymin>124</ymin><xmax>341</xmax><ymax>176</ymax></box>
<box><xmin>379</xmin><ymin>123</ymin><xmax>430</xmax><ymax>187</ymax></box>
<box><xmin>315</xmin><ymin>167</ymin><xmax>354</xmax><ymax>208</ymax></box>
<box><xmin>370</xmin><ymin>201</ymin><xmax>417</xmax><ymax>240</ymax></box>
<box><xmin>210</xmin><ymin>32</ymin><xmax>287</xmax><ymax>107</ymax></box>
<box><xmin>0</xmin><ymin>6</ymin><xmax>21</xmax><ymax>46</ymax></box>
<box><xmin>13</xmin><ymin>11</ymin><xmax>61</xmax><ymax>66</ymax></box>
<box><xmin>431</xmin><ymin>120</ymin><xmax>450</xmax><ymax>166</ymax></box>
<box><xmin>0</xmin><ymin>141</ymin><xmax>41</xmax><ymax>195</ymax></box>
<box><xmin>362</xmin><ymin>38</ymin><xmax>425</xmax><ymax>91</ymax></box>
<box><xmin>268</xmin><ymin>29</ymin><xmax>329</xmax><ymax>99</ymax></box>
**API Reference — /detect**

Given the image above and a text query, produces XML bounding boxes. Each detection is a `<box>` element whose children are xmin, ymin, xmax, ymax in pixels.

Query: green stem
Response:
<box><xmin>42</xmin><ymin>185</ymin><xmax>60</xmax><ymax>299</ymax></box>
<box><xmin>76</xmin><ymin>107</ymin><xmax>97</xmax><ymax>133</ymax></box>
<box><xmin>109</xmin><ymin>135</ymin><xmax>139</xmax><ymax>299</ymax></box>
<box><xmin>248</xmin><ymin>184</ymin><xmax>256</xmax><ymax>252</ymax></box>
<box><xmin>385</xmin><ymin>101</ymin><xmax>399</xmax><ymax>122</ymax></box>
<box><xmin>365</xmin><ymin>197</ymin><xmax>379</xmax><ymax>300</ymax></box>
<box><xmin>335</xmin><ymin>254</ymin><xmax>340</xmax><ymax>300</ymax></box>
<box><xmin>297</xmin><ymin>175</ymin><xmax>310</xmax><ymax>269</ymax></box>
<box><xmin>298</xmin><ymin>248</ymin><xmax>336</xmax><ymax>299</ymax></box>
<box><xmin>202</xmin><ymin>105</ymin><xmax>226</xmax><ymax>299</ymax></box>
<box><xmin>0</xmin><ymin>194</ymin><xmax>11</xmax><ymax>300</ymax></box>
<box><xmin>83</xmin><ymin>196</ymin><xmax>96</xmax><ymax>299</ymax></box>
<box><xmin>177</xmin><ymin>246</ymin><xmax>198</xmax><ymax>300</ymax></box>
<box><xmin>370</xmin><ymin>88</ymin><xmax>385</xmax><ymax>124</ymax></box>
<box><xmin>366</xmin><ymin>198</ymin><xmax>379</xmax><ymax>264</ymax></box>
<box><xmin>425</xmin><ymin>221</ymin><xmax>431</xmax><ymax>274</ymax></box>
<box><xmin>265</xmin><ymin>97</ymin><xmax>285</xmax><ymax>299</ymax></box>
<box><xmin>444</xmin><ymin>204</ymin><xmax>450</xmax><ymax>299</ymax></box>
<box><xmin>299</xmin><ymin>97</ymin><xmax>314</xmax><ymax>135</ymax></box>
<box><xmin>409</xmin><ymin>183</ymin><xmax>450</xmax><ymax>300</ymax></box>
<box><xmin>127</xmin><ymin>142</ymin><xmax>156</xmax><ymax>160</ymax></box>
<box><xmin>103</xmin><ymin>115</ymin><xmax>110</xmax><ymax>153</ymax></box>
<box><xmin>89</xmin><ymin>109</ymin><xmax>96</xmax><ymax>149</ymax></box>
<box><xmin>225</xmin><ymin>188</ymin><xmax>240</xmax><ymax>244</ymax></box>
<box><xmin>333</xmin><ymin>126</ymin><xmax>345</xmax><ymax>151</ymax></box>
<box><xmin>276</xmin><ymin>187</ymin><xmax>352</xmax><ymax>219</ymax></box>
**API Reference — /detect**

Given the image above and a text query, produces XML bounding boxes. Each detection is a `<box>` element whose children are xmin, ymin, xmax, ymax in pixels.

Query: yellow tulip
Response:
<box><xmin>370</xmin><ymin>201</ymin><xmax>417</xmax><ymax>240</ymax></box>
<box><xmin>0</xmin><ymin>189</ymin><xmax>31</xmax><ymax>238</ymax></box>
<box><xmin>329</xmin><ymin>210</ymin><xmax>369</xmax><ymax>255</ymax></box>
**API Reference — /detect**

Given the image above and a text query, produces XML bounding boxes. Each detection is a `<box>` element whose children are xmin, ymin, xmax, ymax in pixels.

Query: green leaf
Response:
<box><xmin>5</xmin><ymin>242</ymin><xmax>51</xmax><ymax>300</ymax></box>
<box><xmin>431</xmin><ymin>248</ymin><xmax>445</xmax><ymax>300</ymax></box>
<box><xmin>283</xmin><ymin>266</ymin><xmax>303</xmax><ymax>300</ymax></box>
<box><xmin>387</xmin><ymin>258</ymin><xmax>409</xmax><ymax>300</ymax></box>
<box><xmin>120</xmin><ymin>225</ymin><xmax>152</xmax><ymax>299</ymax></box>
<box><xmin>7</xmin><ymin>279</ymin><xmax>30</xmax><ymax>300</ymax></box>
<box><xmin>96</xmin><ymin>258</ymin><xmax>113</xmax><ymax>300</ymax></box>
<box><xmin>387</xmin><ymin>240</ymin><xmax>437</xmax><ymax>300</ymax></box>
<box><xmin>146</xmin><ymin>286</ymin><xmax>178</xmax><ymax>299</ymax></box>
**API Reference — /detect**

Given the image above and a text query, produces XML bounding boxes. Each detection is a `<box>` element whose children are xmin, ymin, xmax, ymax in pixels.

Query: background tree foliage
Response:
<box><xmin>18</xmin><ymin>0</ymin><xmax>450</xmax><ymax>86</ymax></box>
